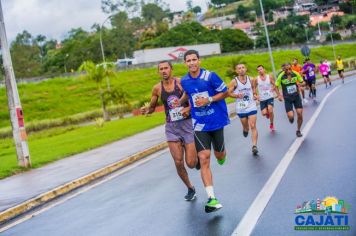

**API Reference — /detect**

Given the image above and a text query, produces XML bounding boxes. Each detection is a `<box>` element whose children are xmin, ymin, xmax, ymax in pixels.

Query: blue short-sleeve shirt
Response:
<box><xmin>181</xmin><ymin>69</ymin><xmax>230</xmax><ymax>131</ymax></box>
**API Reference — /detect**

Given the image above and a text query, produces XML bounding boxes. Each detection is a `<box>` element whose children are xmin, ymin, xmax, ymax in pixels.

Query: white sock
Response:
<box><xmin>205</xmin><ymin>186</ymin><xmax>215</xmax><ymax>199</ymax></box>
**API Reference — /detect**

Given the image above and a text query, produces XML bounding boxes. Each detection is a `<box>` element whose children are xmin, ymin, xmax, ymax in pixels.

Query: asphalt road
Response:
<box><xmin>2</xmin><ymin>76</ymin><xmax>355</xmax><ymax>236</ymax></box>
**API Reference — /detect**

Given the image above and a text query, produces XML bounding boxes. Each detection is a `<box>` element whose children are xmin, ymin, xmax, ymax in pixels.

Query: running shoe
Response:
<box><xmin>184</xmin><ymin>187</ymin><xmax>196</xmax><ymax>201</ymax></box>
<box><xmin>217</xmin><ymin>156</ymin><xmax>226</xmax><ymax>165</ymax></box>
<box><xmin>252</xmin><ymin>145</ymin><xmax>258</xmax><ymax>155</ymax></box>
<box><xmin>270</xmin><ymin>123</ymin><xmax>275</xmax><ymax>131</ymax></box>
<box><xmin>243</xmin><ymin>130</ymin><xmax>249</xmax><ymax>137</ymax></box>
<box><xmin>303</xmin><ymin>98</ymin><xmax>309</xmax><ymax>104</ymax></box>
<box><xmin>296</xmin><ymin>130</ymin><xmax>303</xmax><ymax>137</ymax></box>
<box><xmin>205</xmin><ymin>197</ymin><xmax>222</xmax><ymax>213</ymax></box>
<box><xmin>195</xmin><ymin>158</ymin><xmax>201</xmax><ymax>170</ymax></box>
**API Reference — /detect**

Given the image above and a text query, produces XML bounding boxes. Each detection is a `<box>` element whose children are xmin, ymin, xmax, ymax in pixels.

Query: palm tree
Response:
<box><xmin>79</xmin><ymin>61</ymin><xmax>116</xmax><ymax>121</ymax></box>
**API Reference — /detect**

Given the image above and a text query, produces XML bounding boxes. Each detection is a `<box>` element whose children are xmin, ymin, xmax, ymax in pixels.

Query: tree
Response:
<box><xmin>339</xmin><ymin>1</ymin><xmax>355</xmax><ymax>14</ymax></box>
<box><xmin>253</xmin><ymin>0</ymin><xmax>294</xmax><ymax>16</ymax></box>
<box><xmin>141</xmin><ymin>3</ymin><xmax>166</xmax><ymax>23</ymax></box>
<box><xmin>10</xmin><ymin>31</ymin><xmax>42</xmax><ymax>78</ymax></box>
<box><xmin>236</xmin><ymin>5</ymin><xmax>249</xmax><ymax>20</ymax></box>
<box><xmin>211</xmin><ymin>0</ymin><xmax>239</xmax><ymax>6</ymax></box>
<box><xmin>192</xmin><ymin>6</ymin><xmax>202</xmax><ymax>14</ymax></box>
<box><xmin>141</xmin><ymin>22</ymin><xmax>220</xmax><ymax>49</ymax></box>
<box><xmin>326</xmin><ymin>32</ymin><xmax>341</xmax><ymax>41</ymax></box>
<box><xmin>267</xmin><ymin>11</ymin><xmax>274</xmax><ymax>22</ymax></box>
<box><xmin>186</xmin><ymin>0</ymin><xmax>193</xmax><ymax>10</ymax></box>
<box><xmin>218</xmin><ymin>28</ymin><xmax>253</xmax><ymax>52</ymax></box>
<box><xmin>78</xmin><ymin>61</ymin><xmax>117</xmax><ymax>121</ymax></box>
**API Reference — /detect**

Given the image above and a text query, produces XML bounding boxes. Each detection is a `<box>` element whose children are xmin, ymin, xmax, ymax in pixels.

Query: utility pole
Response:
<box><xmin>0</xmin><ymin>0</ymin><xmax>31</xmax><ymax>167</ymax></box>
<box><xmin>259</xmin><ymin>0</ymin><xmax>277</xmax><ymax>78</ymax></box>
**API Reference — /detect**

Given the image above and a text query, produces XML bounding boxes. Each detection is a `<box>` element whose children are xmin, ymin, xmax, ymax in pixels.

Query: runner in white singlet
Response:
<box><xmin>253</xmin><ymin>65</ymin><xmax>281</xmax><ymax>131</ymax></box>
<box><xmin>228</xmin><ymin>63</ymin><xmax>259</xmax><ymax>155</ymax></box>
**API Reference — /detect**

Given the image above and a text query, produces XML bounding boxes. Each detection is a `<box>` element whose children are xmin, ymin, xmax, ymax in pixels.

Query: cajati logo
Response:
<box><xmin>294</xmin><ymin>196</ymin><xmax>350</xmax><ymax>231</ymax></box>
<box><xmin>168</xmin><ymin>47</ymin><xmax>187</xmax><ymax>60</ymax></box>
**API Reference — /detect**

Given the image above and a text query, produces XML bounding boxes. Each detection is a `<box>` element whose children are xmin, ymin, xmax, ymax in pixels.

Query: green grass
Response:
<box><xmin>1</xmin><ymin>43</ymin><xmax>355</xmax><ymax>130</ymax></box>
<box><xmin>0</xmin><ymin>112</ymin><xmax>165</xmax><ymax>179</ymax></box>
<box><xmin>0</xmin><ymin>43</ymin><xmax>355</xmax><ymax>179</ymax></box>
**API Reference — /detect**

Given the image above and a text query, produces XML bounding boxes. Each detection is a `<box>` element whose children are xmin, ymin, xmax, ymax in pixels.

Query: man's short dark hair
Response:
<box><xmin>183</xmin><ymin>50</ymin><xmax>199</xmax><ymax>61</ymax></box>
<box><xmin>158</xmin><ymin>60</ymin><xmax>173</xmax><ymax>69</ymax></box>
<box><xmin>257</xmin><ymin>65</ymin><xmax>264</xmax><ymax>69</ymax></box>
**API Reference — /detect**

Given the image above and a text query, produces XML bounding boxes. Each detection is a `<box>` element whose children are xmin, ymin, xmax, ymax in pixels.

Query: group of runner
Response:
<box><xmin>141</xmin><ymin>50</ymin><xmax>345</xmax><ymax>214</ymax></box>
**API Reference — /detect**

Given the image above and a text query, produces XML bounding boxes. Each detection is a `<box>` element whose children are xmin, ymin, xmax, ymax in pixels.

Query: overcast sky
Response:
<box><xmin>2</xmin><ymin>0</ymin><xmax>209</xmax><ymax>42</ymax></box>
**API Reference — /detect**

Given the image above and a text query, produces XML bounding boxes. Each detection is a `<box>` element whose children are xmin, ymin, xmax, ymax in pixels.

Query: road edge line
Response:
<box><xmin>231</xmin><ymin>84</ymin><xmax>343</xmax><ymax>236</ymax></box>
<box><xmin>0</xmin><ymin>141</ymin><xmax>168</xmax><ymax>225</ymax></box>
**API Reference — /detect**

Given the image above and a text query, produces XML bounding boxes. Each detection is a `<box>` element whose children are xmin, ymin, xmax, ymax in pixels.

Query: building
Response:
<box><xmin>310</xmin><ymin>11</ymin><xmax>345</xmax><ymax>26</ymax></box>
<box><xmin>200</xmin><ymin>14</ymin><xmax>235</xmax><ymax>30</ymax></box>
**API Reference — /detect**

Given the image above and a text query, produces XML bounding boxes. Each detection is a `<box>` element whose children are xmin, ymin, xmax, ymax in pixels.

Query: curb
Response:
<box><xmin>0</xmin><ymin>141</ymin><xmax>168</xmax><ymax>225</ymax></box>
<box><xmin>0</xmin><ymin>70</ymin><xmax>354</xmax><ymax>225</ymax></box>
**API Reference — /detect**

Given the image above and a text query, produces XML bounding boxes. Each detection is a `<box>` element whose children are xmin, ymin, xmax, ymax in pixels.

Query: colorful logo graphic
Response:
<box><xmin>167</xmin><ymin>95</ymin><xmax>179</xmax><ymax>109</ymax></box>
<box><xmin>294</xmin><ymin>196</ymin><xmax>350</xmax><ymax>231</ymax></box>
<box><xmin>168</xmin><ymin>47</ymin><xmax>187</xmax><ymax>60</ymax></box>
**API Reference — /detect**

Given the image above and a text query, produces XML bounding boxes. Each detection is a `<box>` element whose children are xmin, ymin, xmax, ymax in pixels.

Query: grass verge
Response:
<box><xmin>0</xmin><ymin>112</ymin><xmax>165</xmax><ymax>179</ymax></box>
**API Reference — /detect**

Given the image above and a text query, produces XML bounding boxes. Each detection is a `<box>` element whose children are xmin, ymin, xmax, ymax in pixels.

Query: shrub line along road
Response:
<box><xmin>0</xmin><ymin>72</ymin><xmax>355</xmax><ymax>235</ymax></box>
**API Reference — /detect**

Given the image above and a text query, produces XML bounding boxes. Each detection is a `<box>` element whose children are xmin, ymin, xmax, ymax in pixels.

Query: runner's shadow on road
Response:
<box><xmin>206</xmin><ymin>215</ymin><xmax>224</xmax><ymax>235</ymax></box>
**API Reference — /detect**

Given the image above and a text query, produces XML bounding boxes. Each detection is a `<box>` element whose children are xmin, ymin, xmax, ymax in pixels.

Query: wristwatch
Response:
<box><xmin>208</xmin><ymin>96</ymin><xmax>213</xmax><ymax>104</ymax></box>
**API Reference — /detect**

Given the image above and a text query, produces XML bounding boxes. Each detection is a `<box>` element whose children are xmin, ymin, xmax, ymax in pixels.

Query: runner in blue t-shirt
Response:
<box><xmin>179</xmin><ymin>49</ymin><xmax>229</xmax><ymax>213</ymax></box>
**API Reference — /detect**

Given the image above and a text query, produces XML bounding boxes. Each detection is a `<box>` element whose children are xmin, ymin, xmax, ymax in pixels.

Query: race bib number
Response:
<box><xmin>192</xmin><ymin>91</ymin><xmax>209</xmax><ymax>107</ymax></box>
<box><xmin>287</xmin><ymin>85</ymin><xmax>297</xmax><ymax>94</ymax></box>
<box><xmin>237</xmin><ymin>100</ymin><xmax>249</xmax><ymax>110</ymax></box>
<box><xmin>169</xmin><ymin>107</ymin><xmax>184</xmax><ymax>121</ymax></box>
<box><xmin>262</xmin><ymin>90</ymin><xmax>272</xmax><ymax>98</ymax></box>
<box><xmin>308</xmin><ymin>70</ymin><xmax>315</xmax><ymax>77</ymax></box>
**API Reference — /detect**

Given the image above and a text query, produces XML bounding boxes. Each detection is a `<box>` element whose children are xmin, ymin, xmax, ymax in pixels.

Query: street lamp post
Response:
<box><xmin>328</xmin><ymin>22</ymin><xmax>336</xmax><ymax>61</ymax></box>
<box><xmin>99</xmin><ymin>15</ymin><xmax>114</xmax><ymax>90</ymax></box>
<box><xmin>303</xmin><ymin>24</ymin><xmax>309</xmax><ymax>43</ymax></box>
<box><xmin>0</xmin><ymin>0</ymin><xmax>31</xmax><ymax>167</ymax></box>
<box><xmin>259</xmin><ymin>0</ymin><xmax>277</xmax><ymax>78</ymax></box>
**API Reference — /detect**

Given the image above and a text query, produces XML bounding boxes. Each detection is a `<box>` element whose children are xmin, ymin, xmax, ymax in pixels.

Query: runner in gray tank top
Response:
<box><xmin>141</xmin><ymin>61</ymin><xmax>199</xmax><ymax>201</ymax></box>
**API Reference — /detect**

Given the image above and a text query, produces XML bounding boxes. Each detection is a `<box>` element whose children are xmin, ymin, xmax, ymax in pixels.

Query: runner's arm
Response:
<box><xmin>269</xmin><ymin>75</ymin><xmax>279</xmax><ymax>95</ymax></box>
<box><xmin>178</xmin><ymin>92</ymin><xmax>189</xmax><ymax>106</ymax></box>
<box><xmin>228</xmin><ymin>79</ymin><xmax>241</xmax><ymax>98</ymax></box>
<box><xmin>141</xmin><ymin>85</ymin><xmax>159</xmax><ymax>115</ymax></box>
<box><xmin>274</xmin><ymin>73</ymin><xmax>283</xmax><ymax>100</ymax></box>
<box><xmin>252</xmin><ymin>77</ymin><xmax>259</xmax><ymax>100</ymax></box>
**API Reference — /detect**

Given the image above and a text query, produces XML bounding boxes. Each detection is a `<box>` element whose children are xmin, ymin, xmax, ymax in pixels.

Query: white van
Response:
<box><xmin>116</xmin><ymin>58</ymin><xmax>137</xmax><ymax>67</ymax></box>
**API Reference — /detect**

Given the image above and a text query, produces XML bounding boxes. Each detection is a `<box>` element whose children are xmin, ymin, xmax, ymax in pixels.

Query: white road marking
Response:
<box><xmin>0</xmin><ymin>149</ymin><xmax>168</xmax><ymax>233</ymax></box>
<box><xmin>231</xmin><ymin>79</ymin><xmax>356</xmax><ymax>236</ymax></box>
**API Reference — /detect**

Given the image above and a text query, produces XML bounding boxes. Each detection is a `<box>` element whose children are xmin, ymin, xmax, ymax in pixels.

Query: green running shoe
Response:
<box><xmin>205</xmin><ymin>197</ymin><xmax>223</xmax><ymax>213</ymax></box>
<box><xmin>217</xmin><ymin>156</ymin><xmax>226</xmax><ymax>165</ymax></box>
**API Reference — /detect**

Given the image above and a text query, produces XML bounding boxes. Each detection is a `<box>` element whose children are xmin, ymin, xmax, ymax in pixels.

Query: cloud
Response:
<box><xmin>2</xmin><ymin>0</ymin><xmax>208</xmax><ymax>42</ymax></box>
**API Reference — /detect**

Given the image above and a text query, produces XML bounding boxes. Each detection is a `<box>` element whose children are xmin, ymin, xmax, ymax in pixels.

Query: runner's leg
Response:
<box><xmin>239</xmin><ymin>117</ymin><xmax>249</xmax><ymax>136</ymax></box>
<box><xmin>248</xmin><ymin>114</ymin><xmax>258</xmax><ymax>146</ymax></box>
<box><xmin>296</xmin><ymin>108</ymin><xmax>303</xmax><ymax>132</ymax></box>
<box><xmin>168</xmin><ymin>141</ymin><xmax>193</xmax><ymax>189</ymax></box>
<box><xmin>184</xmin><ymin>143</ymin><xmax>198</xmax><ymax>169</ymax></box>
<box><xmin>267</xmin><ymin>104</ymin><xmax>274</xmax><ymax>126</ymax></box>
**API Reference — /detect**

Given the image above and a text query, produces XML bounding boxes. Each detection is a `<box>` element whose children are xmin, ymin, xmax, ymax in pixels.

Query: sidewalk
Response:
<box><xmin>0</xmin><ymin>70</ymin><xmax>354</xmax><ymax>224</ymax></box>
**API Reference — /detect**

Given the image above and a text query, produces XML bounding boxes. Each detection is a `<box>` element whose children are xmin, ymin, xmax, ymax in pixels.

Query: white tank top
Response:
<box><xmin>257</xmin><ymin>74</ymin><xmax>274</xmax><ymax>101</ymax></box>
<box><xmin>233</xmin><ymin>76</ymin><xmax>257</xmax><ymax>114</ymax></box>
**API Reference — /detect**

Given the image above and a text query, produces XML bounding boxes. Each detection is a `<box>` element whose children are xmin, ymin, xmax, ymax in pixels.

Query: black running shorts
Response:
<box><xmin>284</xmin><ymin>95</ymin><xmax>303</xmax><ymax>113</ymax></box>
<box><xmin>306</xmin><ymin>78</ymin><xmax>316</xmax><ymax>88</ymax></box>
<box><xmin>194</xmin><ymin>128</ymin><xmax>225</xmax><ymax>153</ymax></box>
<box><xmin>260</xmin><ymin>98</ymin><xmax>274</xmax><ymax>111</ymax></box>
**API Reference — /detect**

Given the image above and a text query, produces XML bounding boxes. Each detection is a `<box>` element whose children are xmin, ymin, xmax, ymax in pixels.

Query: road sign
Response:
<box><xmin>301</xmin><ymin>45</ymin><xmax>311</xmax><ymax>57</ymax></box>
